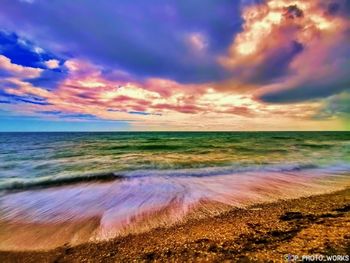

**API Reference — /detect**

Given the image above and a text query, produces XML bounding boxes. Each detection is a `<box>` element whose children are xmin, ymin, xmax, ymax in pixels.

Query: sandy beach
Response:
<box><xmin>0</xmin><ymin>188</ymin><xmax>349</xmax><ymax>262</ymax></box>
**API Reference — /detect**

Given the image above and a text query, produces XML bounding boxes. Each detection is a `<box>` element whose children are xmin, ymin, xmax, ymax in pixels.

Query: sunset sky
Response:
<box><xmin>0</xmin><ymin>0</ymin><xmax>349</xmax><ymax>131</ymax></box>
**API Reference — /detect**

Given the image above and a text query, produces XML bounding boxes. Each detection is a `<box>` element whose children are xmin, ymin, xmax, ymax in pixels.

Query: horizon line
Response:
<box><xmin>0</xmin><ymin>130</ymin><xmax>348</xmax><ymax>133</ymax></box>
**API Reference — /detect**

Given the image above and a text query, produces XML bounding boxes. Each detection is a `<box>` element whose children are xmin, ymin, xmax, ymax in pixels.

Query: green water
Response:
<box><xmin>0</xmin><ymin>132</ymin><xmax>349</xmax><ymax>188</ymax></box>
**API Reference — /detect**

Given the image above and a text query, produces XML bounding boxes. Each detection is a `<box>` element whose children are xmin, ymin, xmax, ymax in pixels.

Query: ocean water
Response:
<box><xmin>0</xmin><ymin>132</ymin><xmax>350</xmax><ymax>250</ymax></box>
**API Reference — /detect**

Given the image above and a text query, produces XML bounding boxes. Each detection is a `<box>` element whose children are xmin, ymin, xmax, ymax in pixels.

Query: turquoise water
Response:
<box><xmin>0</xmin><ymin>132</ymin><xmax>350</xmax><ymax>250</ymax></box>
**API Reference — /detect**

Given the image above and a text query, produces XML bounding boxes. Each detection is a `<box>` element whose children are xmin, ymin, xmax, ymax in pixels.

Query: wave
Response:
<box><xmin>0</xmin><ymin>172</ymin><xmax>121</xmax><ymax>191</ymax></box>
<box><xmin>0</xmin><ymin>161</ymin><xmax>349</xmax><ymax>250</ymax></box>
<box><xmin>122</xmin><ymin>163</ymin><xmax>321</xmax><ymax>177</ymax></box>
<box><xmin>1</xmin><ymin>162</ymin><xmax>350</xmax><ymax>192</ymax></box>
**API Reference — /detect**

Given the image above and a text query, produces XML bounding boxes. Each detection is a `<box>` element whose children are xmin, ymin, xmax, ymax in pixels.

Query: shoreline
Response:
<box><xmin>1</xmin><ymin>188</ymin><xmax>349</xmax><ymax>262</ymax></box>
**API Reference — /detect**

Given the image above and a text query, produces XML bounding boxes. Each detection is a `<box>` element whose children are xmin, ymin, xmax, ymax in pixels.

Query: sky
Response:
<box><xmin>0</xmin><ymin>0</ymin><xmax>349</xmax><ymax>131</ymax></box>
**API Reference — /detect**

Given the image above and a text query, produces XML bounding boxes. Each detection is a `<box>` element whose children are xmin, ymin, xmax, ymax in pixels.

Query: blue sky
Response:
<box><xmin>0</xmin><ymin>115</ymin><xmax>129</xmax><ymax>132</ymax></box>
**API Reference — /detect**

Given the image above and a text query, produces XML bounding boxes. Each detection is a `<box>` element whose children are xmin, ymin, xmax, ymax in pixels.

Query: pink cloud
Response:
<box><xmin>186</xmin><ymin>32</ymin><xmax>208</xmax><ymax>53</ymax></box>
<box><xmin>2</xmin><ymin>58</ymin><xmax>343</xmax><ymax>130</ymax></box>
<box><xmin>0</xmin><ymin>55</ymin><xmax>42</xmax><ymax>79</ymax></box>
<box><xmin>219</xmin><ymin>0</ymin><xmax>350</xmax><ymax>103</ymax></box>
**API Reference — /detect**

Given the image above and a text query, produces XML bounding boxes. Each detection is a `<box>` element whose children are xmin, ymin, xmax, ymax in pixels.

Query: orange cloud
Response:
<box><xmin>44</xmin><ymin>59</ymin><xmax>60</xmax><ymax>69</ymax></box>
<box><xmin>2</xmin><ymin>57</ymin><xmax>345</xmax><ymax>130</ymax></box>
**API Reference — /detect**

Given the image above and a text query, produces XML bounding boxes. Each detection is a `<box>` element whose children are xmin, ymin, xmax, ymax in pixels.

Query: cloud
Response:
<box><xmin>1</xmin><ymin>58</ymin><xmax>338</xmax><ymax>130</ymax></box>
<box><xmin>0</xmin><ymin>0</ymin><xmax>245</xmax><ymax>83</ymax></box>
<box><xmin>186</xmin><ymin>33</ymin><xmax>208</xmax><ymax>53</ymax></box>
<box><xmin>0</xmin><ymin>31</ymin><xmax>61</xmax><ymax>69</ymax></box>
<box><xmin>316</xmin><ymin>92</ymin><xmax>350</xmax><ymax>119</ymax></box>
<box><xmin>0</xmin><ymin>0</ymin><xmax>348</xmax><ymax>130</ymax></box>
<box><xmin>44</xmin><ymin>59</ymin><xmax>59</xmax><ymax>69</ymax></box>
<box><xmin>258</xmin><ymin>29</ymin><xmax>350</xmax><ymax>102</ymax></box>
<box><xmin>0</xmin><ymin>31</ymin><xmax>67</xmax><ymax>90</ymax></box>
<box><xmin>0</xmin><ymin>54</ymin><xmax>42</xmax><ymax>78</ymax></box>
<box><xmin>219</xmin><ymin>0</ymin><xmax>306</xmax><ymax>83</ymax></box>
<box><xmin>219</xmin><ymin>0</ymin><xmax>350</xmax><ymax>102</ymax></box>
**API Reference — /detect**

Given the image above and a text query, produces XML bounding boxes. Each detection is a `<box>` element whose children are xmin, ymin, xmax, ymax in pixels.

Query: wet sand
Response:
<box><xmin>0</xmin><ymin>188</ymin><xmax>349</xmax><ymax>262</ymax></box>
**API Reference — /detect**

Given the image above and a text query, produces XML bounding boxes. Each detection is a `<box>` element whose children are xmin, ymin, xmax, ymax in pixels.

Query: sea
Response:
<box><xmin>0</xmin><ymin>131</ymin><xmax>349</xmax><ymax>249</ymax></box>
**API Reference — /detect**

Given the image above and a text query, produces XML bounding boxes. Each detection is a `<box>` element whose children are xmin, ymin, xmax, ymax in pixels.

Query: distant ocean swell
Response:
<box><xmin>0</xmin><ymin>162</ymin><xmax>349</xmax><ymax>250</ymax></box>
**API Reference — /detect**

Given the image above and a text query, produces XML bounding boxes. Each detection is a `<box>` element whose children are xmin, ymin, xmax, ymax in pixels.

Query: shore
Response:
<box><xmin>0</xmin><ymin>188</ymin><xmax>349</xmax><ymax>262</ymax></box>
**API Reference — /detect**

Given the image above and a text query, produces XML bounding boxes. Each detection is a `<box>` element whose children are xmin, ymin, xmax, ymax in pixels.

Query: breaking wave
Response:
<box><xmin>1</xmin><ymin>162</ymin><xmax>350</xmax><ymax>191</ymax></box>
<box><xmin>0</xmin><ymin>162</ymin><xmax>349</xmax><ymax>250</ymax></box>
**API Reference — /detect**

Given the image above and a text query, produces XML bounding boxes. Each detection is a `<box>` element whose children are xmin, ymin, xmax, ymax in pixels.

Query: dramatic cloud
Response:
<box><xmin>0</xmin><ymin>0</ymin><xmax>245</xmax><ymax>83</ymax></box>
<box><xmin>1</xmin><ymin>57</ymin><xmax>334</xmax><ymax>130</ymax></box>
<box><xmin>220</xmin><ymin>0</ymin><xmax>350</xmax><ymax>104</ymax></box>
<box><xmin>0</xmin><ymin>0</ymin><xmax>349</xmax><ymax>130</ymax></box>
